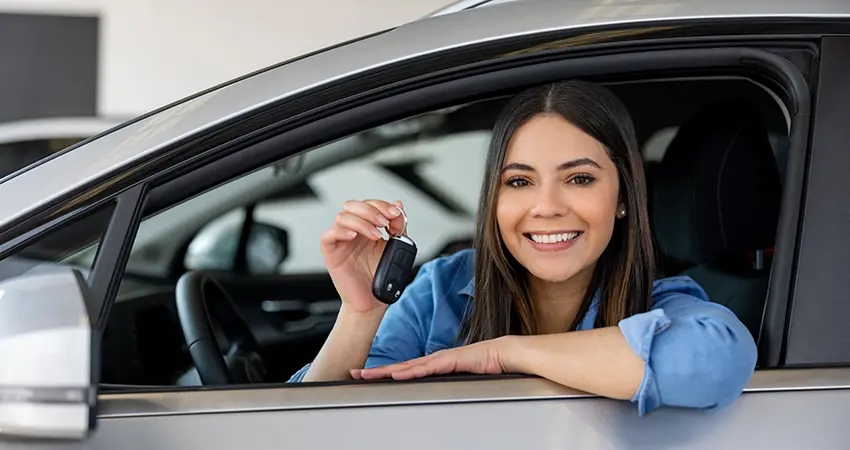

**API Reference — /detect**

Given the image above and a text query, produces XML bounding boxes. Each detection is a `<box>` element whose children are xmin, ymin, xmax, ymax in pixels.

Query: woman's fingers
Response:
<box><xmin>363</xmin><ymin>199</ymin><xmax>406</xmax><ymax>237</ymax></box>
<box><xmin>321</xmin><ymin>199</ymin><xmax>405</xmax><ymax>248</ymax></box>
<box><xmin>356</xmin><ymin>355</ymin><xmax>437</xmax><ymax>380</ymax></box>
<box><xmin>334</xmin><ymin>212</ymin><xmax>384</xmax><ymax>241</ymax></box>
<box><xmin>343</xmin><ymin>200</ymin><xmax>399</xmax><ymax>228</ymax></box>
<box><xmin>391</xmin><ymin>363</ymin><xmax>446</xmax><ymax>381</ymax></box>
<box><xmin>320</xmin><ymin>226</ymin><xmax>358</xmax><ymax>247</ymax></box>
<box><xmin>386</xmin><ymin>201</ymin><xmax>408</xmax><ymax>237</ymax></box>
<box><xmin>328</xmin><ymin>199</ymin><xmax>407</xmax><ymax>241</ymax></box>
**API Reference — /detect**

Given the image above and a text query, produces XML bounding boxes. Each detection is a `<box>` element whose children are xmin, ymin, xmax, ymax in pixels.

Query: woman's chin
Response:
<box><xmin>522</xmin><ymin>258</ymin><xmax>596</xmax><ymax>285</ymax></box>
<box><xmin>527</xmin><ymin>266</ymin><xmax>582</xmax><ymax>284</ymax></box>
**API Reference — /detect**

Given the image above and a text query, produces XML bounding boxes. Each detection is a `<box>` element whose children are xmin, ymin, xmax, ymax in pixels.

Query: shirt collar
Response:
<box><xmin>458</xmin><ymin>277</ymin><xmax>602</xmax><ymax>331</ymax></box>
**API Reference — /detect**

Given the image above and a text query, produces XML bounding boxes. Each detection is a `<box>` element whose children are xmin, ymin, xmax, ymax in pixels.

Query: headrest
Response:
<box><xmin>651</xmin><ymin>99</ymin><xmax>783</xmax><ymax>265</ymax></box>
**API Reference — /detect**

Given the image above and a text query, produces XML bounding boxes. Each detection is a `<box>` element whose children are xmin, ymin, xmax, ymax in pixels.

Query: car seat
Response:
<box><xmin>650</xmin><ymin>98</ymin><xmax>783</xmax><ymax>339</ymax></box>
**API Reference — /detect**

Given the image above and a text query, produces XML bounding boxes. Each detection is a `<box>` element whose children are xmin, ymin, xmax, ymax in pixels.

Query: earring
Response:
<box><xmin>618</xmin><ymin>205</ymin><xmax>627</xmax><ymax>218</ymax></box>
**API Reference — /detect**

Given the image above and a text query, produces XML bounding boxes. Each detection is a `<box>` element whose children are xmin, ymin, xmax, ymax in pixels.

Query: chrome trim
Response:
<box><xmin>743</xmin><ymin>367</ymin><xmax>850</xmax><ymax>391</ymax></box>
<box><xmin>0</xmin><ymin>386</ymin><xmax>94</xmax><ymax>405</ymax></box>
<box><xmin>2</xmin><ymin>0</ymin><xmax>849</xmax><ymax>228</ymax></box>
<box><xmin>96</xmin><ymin>367</ymin><xmax>850</xmax><ymax>418</ymax></box>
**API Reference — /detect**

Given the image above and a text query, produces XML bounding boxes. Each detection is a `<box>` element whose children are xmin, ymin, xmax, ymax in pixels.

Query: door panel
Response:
<box><xmin>3</xmin><ymin>382</ymin><xmax>846</xmax><ymax>450</ymax></box>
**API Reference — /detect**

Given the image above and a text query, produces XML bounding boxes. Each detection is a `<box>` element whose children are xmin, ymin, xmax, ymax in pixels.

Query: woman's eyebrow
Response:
<box><xmin>558</xmin><ymin>158</ymin><xmax>601</xmax><ymax>170</ymax></box>
<box><xmin>501</xmin><ymin>158</ymin><xmax>601</xmax><ymax>174</ymax></box>
<box><xmin>501</xmin><ymin>162</ymin><xmax>535</xmax><ymax>173</ymax></box>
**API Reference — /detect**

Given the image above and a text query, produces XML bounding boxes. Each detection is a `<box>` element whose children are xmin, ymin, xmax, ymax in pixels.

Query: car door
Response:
<box><xmin>2</xmin><ymin>4</ymin><xmax>850</xmax><ymax>450</ymax></box>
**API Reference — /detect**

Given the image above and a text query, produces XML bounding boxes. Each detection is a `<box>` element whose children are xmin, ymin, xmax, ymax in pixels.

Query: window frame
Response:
<box><xmin>123</xmin><ymin>44</ymin><xmax>810</xmax><ymax>385</ymax></box>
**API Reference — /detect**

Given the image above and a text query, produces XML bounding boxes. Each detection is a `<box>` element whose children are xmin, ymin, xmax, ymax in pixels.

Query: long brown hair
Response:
<box><xmin>458</xmin><ymin>80</ymin><xmax>655</xmax><ymax>344</ymax></box>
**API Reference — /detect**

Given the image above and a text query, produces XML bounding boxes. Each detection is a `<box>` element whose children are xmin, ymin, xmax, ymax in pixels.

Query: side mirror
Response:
<box><xmin>185</xmin><ymin>220</ymin><xmax>289</xmax><ymax>275</ymax></box>
<box><xmin>244</xmin><ymin>223</ymin><xmax>289</xmax><ymax>274</ymax></box>
<box><xmin>0</xmin><ymin>268</ymin><xmax>97</xmax><ymax>441</ymax></box>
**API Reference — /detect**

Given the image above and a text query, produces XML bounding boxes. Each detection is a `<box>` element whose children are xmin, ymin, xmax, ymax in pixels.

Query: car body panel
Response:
<box><xmin>1</xmin><ymin>0</ymin><xmax>849</xmax><ymax>229</ymax></box>
<box><xmin>95</xmin><ymin>368</ymin><xmax>850</xmax><ymax>418</ymax></box>
<box><xmin>426</xmin><ymin>0</ymin><xmax>504</xmax><ymax>17</ymax></box>
<box><xmin>64</xmin><ymin>369</ymin><xmax>850</xmax><ymax>449</ymax></box>
<box><xmin>90</xmin><ymin>390</ymin><xmax>849</xmax><ymax>450</ymax></box>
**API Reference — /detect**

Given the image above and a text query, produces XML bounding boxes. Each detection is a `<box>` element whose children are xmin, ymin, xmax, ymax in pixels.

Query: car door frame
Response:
<box><xmin>103</xmin><ymin>40</ymin><xmax>813</xmax><ymax>397</ymax></box>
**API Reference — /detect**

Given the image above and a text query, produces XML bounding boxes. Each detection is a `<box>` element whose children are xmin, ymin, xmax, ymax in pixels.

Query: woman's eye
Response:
<box><xmin>505</xmin><ymin>177</ymin><xmax>529</xmax><ymax>188</ymax></box>
<box><xmin>569</xmin><ymin>174</ymin><xmax>595</xmax><ymax>185</ymax></box>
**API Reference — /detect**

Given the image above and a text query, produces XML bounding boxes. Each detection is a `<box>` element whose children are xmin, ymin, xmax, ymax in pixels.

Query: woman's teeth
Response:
<box><xmin>529</xmin><ymin>232</ymin><xmax>580</xmax><ymax>244</ymax></box>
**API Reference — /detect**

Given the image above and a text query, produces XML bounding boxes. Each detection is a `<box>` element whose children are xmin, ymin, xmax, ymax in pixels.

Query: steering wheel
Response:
<box><xmin>175</xmin><ymin>271</ymin><xmax>267</xmax><ymax>385</ymax></box>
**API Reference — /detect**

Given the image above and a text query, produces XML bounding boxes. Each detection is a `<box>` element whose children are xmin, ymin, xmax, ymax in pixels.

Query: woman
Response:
<box><xmin>287</xmin><ymin>80</ymin><xmax>758</xmax><ymax>416</ymax></box>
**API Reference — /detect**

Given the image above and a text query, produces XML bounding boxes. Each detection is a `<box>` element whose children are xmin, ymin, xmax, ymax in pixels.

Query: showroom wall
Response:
<box><xmin>0</xmin><ymin>0</ymin><xmax>453</xmax><ymax>118</ymax></box>
<box><xmin>0</xmin><ymin>11</ymin><xmax>97</xmax><ymax>122</ymax></box>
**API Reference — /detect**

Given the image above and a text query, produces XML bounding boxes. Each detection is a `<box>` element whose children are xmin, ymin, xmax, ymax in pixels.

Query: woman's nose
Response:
<box><xmin>530</xmin><ymin>184</ymin><xmax>569</xmax><ymax>218</ymax></box>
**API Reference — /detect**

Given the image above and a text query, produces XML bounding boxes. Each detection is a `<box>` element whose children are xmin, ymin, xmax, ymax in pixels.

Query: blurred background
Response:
<box><xmin>0</xmin><ymin>0</ymin><xmax>454</xmax><ymax>177</ymax></box>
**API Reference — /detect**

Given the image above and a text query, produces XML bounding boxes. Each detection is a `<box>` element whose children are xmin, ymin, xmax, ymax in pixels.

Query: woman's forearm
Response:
<box><xmin>501</xmin><ymin>327</ymin><xmax>645</xmax><ymax>400</ymax></box>
<box><xmin>302</xmin><ymin>303</ymin><xmax>387</xmax><ymax>382</ymax></box>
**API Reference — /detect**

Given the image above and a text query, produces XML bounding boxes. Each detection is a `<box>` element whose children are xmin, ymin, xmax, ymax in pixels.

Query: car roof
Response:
<box><xmin>426</xmin><ymin>0</ymin><xmax>516</xmax><ymax>18</ymax></box>
<box><xmin>2</xmin><ymin>0</ymin><xmax>849</xmax><ymax>227</ymax></box>
<box><xmin>0</xmin><ymin>117</ymin><xmax>129</xmax><ymax>145</ymax></box>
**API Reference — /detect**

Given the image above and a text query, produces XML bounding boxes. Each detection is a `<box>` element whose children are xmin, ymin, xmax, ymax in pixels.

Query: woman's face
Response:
<box><xmin>496</xmin><ymin>113</ymin><xmax>622</xmax><ymax>284</ymax></box>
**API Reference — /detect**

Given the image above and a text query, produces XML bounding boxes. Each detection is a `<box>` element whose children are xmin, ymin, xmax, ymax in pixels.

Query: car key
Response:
<box><xmin>371</xmin><ymin>207</ymin><xmax>417</xmax><ymax>304</ymax></box>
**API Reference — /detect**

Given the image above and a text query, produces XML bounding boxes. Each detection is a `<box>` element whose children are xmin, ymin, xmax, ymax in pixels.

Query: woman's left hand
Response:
<box><xmin>351</xmin><ymin>337</ymin><xmax>513</xmax><ymax>381</ymax></box>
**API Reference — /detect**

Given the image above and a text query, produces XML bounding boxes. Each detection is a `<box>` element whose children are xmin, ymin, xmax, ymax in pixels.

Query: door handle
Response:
<box><xmin>261</xmin><ymin>299</ymin><xmax>307</xmax><ymax>313</ymax></box>
<box><xmin>261</xmin><ymin>299</ymin><xmax>341</xmax><ymax>315</ymax></box>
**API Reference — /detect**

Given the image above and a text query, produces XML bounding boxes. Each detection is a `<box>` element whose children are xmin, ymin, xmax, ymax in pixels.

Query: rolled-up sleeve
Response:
<box><xmin>617</xmin><ymin>276</ymin><xmax>758</xmax><ymax>416</ymax></box>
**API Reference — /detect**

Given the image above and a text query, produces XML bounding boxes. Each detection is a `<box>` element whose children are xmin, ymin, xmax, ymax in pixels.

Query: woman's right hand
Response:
<box><xmin>320</xmin><ymin>199</ymin><xmax>406</xmax><ymax>313</ymax></box>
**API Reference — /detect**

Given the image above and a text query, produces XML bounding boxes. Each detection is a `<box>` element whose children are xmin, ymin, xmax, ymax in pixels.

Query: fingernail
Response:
<box><xmin>388</xmin><ymin>206</ymin><xmax>400</xmax><ymax>217</ymax></box>
<box><xmin>377</xmin><ymin>216</ymin><xmax>389</xmax><ymax>226</ymax></box>
<box><xmin>372</xmin><ymin>228</ymin><xmax>383</xmax><ymax>238</ymax></box>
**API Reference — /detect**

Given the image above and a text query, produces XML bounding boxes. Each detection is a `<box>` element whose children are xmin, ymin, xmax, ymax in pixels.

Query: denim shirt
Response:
<box><xmin>288</xmin><ymin>248</ymin><xmax>758</xmax><ymax>416</ymax></box>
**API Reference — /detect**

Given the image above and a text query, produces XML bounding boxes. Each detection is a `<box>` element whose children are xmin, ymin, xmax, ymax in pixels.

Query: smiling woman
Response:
<box><xmin>288</xmin><ymin>80</ymin><xmax>758</xmax><ymax>417</ymax></box>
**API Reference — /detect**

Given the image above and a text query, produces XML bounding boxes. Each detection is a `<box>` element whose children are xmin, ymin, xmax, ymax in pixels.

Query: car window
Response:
<box><xmin>91</xmin><ymin>77</ymin><xmax>790</xmax><ymax>388</ymax></box>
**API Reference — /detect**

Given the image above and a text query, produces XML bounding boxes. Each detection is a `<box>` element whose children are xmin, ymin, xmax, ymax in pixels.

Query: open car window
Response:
<box><xmin>21</xmin><ymin>75</ymin><xmax>790</xmax><ymax>388</ymax></box>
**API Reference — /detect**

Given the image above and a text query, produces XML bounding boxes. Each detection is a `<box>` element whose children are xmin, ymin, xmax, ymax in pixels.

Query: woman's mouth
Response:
<box><xmin>523</xmin><ymin>231</ymin><xmax>583</xmax><ymax>251</ymax></box>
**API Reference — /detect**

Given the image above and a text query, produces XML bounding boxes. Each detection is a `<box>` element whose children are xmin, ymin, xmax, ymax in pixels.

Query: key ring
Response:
<box><xmin>390</xmin><ymin>206</ymin><xmax>408</xmax><ymax>238</ymax></box>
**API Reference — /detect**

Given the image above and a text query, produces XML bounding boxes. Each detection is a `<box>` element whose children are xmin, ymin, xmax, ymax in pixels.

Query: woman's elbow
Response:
<box><xmin>654</xmin><ymin>314</ymin><xmax>758</xmax><ymax>410</ymax></box>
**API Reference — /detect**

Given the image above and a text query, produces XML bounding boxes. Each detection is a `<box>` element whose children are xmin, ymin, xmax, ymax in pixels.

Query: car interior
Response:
<box><xmin>0</xmin><ymin>74</ymin><xmax>790</xmax><ymax>389</ymax></box>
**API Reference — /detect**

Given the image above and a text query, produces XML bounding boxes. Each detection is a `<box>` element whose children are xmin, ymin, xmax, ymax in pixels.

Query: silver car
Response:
<box><xmin>1</xmin><ymin>0</ymin><xmax>849</xmax><ymax>448</ymax></box>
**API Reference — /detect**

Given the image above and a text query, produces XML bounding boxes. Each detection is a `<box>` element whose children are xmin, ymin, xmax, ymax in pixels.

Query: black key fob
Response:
<box><xmin>372</xmin><ymin>234</ymin><xmax>417</xmax><ymax>304</ymax></box>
